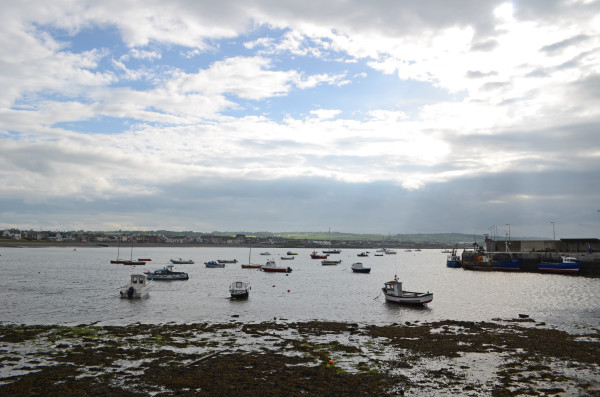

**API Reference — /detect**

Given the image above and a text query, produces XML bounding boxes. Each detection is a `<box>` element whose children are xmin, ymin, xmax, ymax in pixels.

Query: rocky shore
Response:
<box><xmin>1</xmin><ymin>319</ymin><xmax>599</xmax><ymax>396</ymax></box>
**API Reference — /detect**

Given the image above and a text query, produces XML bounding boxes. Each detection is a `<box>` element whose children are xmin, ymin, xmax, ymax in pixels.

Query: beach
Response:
<box><xmin>1</xmin><ymin>319</ymin><xmax>599</xmax><ymax>396</ymax></box>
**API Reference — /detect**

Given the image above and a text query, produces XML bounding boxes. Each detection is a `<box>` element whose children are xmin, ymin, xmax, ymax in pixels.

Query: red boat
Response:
<box><xmin>310</xmin><ymin>250</ymin><xmax>329</xmax><ymax>259</ymax></box>
<box><xmin>138</xmin><ymin>258</ymin><xmax>152</xmax><ymax>261</ymax></box>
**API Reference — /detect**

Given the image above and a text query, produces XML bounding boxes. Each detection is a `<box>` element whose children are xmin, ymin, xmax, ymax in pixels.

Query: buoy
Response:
<box><xmin>272</xmin><ymin>285</ymin><xmax>276</xmax><ymax>287</ymax></box>
<box><xmin>329</xmin><ymin>360</ymin><xmax>334</xmax><ymax>364</ymax></box>
<box><xmin>287</xmin><ymin>289</ymin><xmax>290</xmax><ymax>293</ymax></box>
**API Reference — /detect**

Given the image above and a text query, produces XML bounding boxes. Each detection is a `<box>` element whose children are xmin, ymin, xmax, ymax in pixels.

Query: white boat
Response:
<box><xmin>119</xmin><ymin>274</ymin><xmax>152</xmax><ymax>299</ymax></box>
<box><xmin>382</xmin><ymin>275</ymin><xmax>432</xmax><ymax>305</ymax></box>
<box><xmin>385</xmin><ymin>249</ymin><xmax>397</xmax><ymax>254</ymax></box>
<box><xmin>229</xmin><ymin>281</ymin><xmax>250</xmax><ymax>299</ymax></box>
<box><xmin>351</xmin><ymin>262</ymin><xmax>371</xmax><ymax>273</ymax></box>
<box><xmin>170</xmin><ymin>258</ymin><xmax>194</xmax><ymax>264</ymax></box>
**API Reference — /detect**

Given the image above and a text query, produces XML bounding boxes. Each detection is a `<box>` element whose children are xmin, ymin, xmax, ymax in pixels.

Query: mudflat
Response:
<box><xmin>1</xmin><ymin>319</ymin><xmax>599</xmax><ymax>396</ymax></box>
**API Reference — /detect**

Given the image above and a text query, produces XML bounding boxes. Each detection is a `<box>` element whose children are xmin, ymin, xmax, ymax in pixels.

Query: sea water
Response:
<box><xmin>0</xmin><ymin>247</ymin><xmax>598</xmax><ymax>331</ymax></box>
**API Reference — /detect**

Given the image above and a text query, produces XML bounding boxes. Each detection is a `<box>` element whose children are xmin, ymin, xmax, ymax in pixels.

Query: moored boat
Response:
<box><xmin>144</xmin><ymin>264</ymin><xmax>189</xmax><ymax>281</ymax></box>
<box><xmin>280</xmin><ymin>256</ymin><xmax>295</xmax><ymax>260</ymax></box>
<box><xmin>446</xmin><ymin>248</ymin><xmax>462</xmax><ymax>268</ymax></box>
<box><xmin>260</xmin><ymin>252</ymin><xmax>271</xmax><ymax>255</ymax></box>
<box><xmin>310</xmin><ymin>250</ymin><xmax>329</xmax><ymax>259</ymax></box>
<box><xmin>261</xmin><ymin>260</ymin><xmax>292</xmax><ymax>273</ymax></box>
<box><xmin>138</xmin><ymin>258</ymin><xmax>152</xmax><ymax>261</ymax></box>
<box><xmin>321</xmin><ymin>259</ymin><xmax>342</xmax><ymax>265</ymax></box>
<box><xmin>170</xmin><ymin>258</ymin><xmax>194</xmax><ymax>264</ymax></box>
<box><xmin>241</xmin><ymin>264</ymin><xmax>262</xmax><ymax>269</ymax></box>
<box><xmin>119</xmin><ymin>274</ymin><xmax>152</xmax><ymax>299</ymax></box>
<box><xmin>351</xmin><ymin>262</ymin><xmax>371</xmax><ymax>273</ymax></box>
<box><xmin>287</xmin><ymin>251</ymin><xmax>298</xmax><ymax>255</ymax></box>
<box><xmin>205</xmin><ymin>261</ymin><xmax>225</xmax><ymax>268</ymax></box>
<box><xmin>217</xmin><ymin>259</ymin><xmax>238</xmax><ymax>264</ymax></box>
<box><xmin>382</xmin><ymin>275</ymin><xmax>432</xmax><ymax>305</ymax></box>
<box><xmin>538</xmin><ymin>255</ymin><xmax>581</xmax><ymax>274</ymax></box>
<box><xmin>357</xmin><ymin>252</ymin><xmax>368</xmax><ymax>257</ymax></box>
<box><xmin>323</xmin><ymin>249</ymin><xmax>341</xmax><ymax>254</ymax></box>
<box><xmin>229</xmin><ymin>281</ymin><xmax>250</xmax><ymax>299</ymax></box>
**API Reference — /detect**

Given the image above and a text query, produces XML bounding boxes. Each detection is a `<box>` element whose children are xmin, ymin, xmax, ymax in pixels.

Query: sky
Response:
<box><xmin>1</xmin><ymin>0</ymin><xmax>599</xmax><ymax>238</ymax></box>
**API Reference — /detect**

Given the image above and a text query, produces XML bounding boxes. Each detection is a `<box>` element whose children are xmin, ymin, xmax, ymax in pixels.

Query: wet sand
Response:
<box><xmin>1</xmin><ymin>319</ymin><xmax>599</xmax><ymax>396</ymax></box>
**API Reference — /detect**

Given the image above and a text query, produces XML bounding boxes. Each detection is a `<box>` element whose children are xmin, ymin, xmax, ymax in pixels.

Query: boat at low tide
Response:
<box><xmin>144</xmin><ymin>265</ymin><xmax>189</xmax><ymax>281</ymax></box>
<box><xmin>119</xmin><ymin>274</ymin><xmax>152</xmax><ymax>299</ymax></box>
<box><xmin>351</xmin><ymin>262</ymin><xmax>371</xmax><ymax>273</ymax></box>
<box><xmin>261</xmin><ymin>260</ymin><xmax>292</xmax><ymax>273</ymax></box>
<box><xmin>382</xmin><ymin>275</ymin><xmax>432</xmax><ymax>305</ymax></box>
<box><xmin>538</xmin><ymin>255</ymin><xmax>581</xmax><ymax>274</ymax></box>
<box><xmin>229</xmin><ymin>281</ymin><xmax>250</xmax><ymax>299</ymax></box>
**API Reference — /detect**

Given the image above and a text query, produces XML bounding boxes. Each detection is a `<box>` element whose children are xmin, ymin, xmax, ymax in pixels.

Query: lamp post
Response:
<box><xmin>506</xmin><ymin>223</ymin><xmax>510</xmax><ymax>241</ymax></box>
<box><xmin>551</xmin><ymin>221</ymin><xmax>555</xmax><ymax>241</ymax></box>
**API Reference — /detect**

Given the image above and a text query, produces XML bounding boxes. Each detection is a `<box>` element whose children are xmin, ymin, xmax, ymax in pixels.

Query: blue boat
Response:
<box><xmin>144</xmin><ymin>265</ymin><xmax>188</xmax><ymax>281</ymax></box>
<box><xmin>446</xmin><ymin>248</ymin><xmax>462</xmax><ymax>268</ymax></box>
<box><xmin>205</xmin><ymin>260</ymin><xmax>225</xmax><ymax>268</ymax></box>
<box><xmin>463</xmin><ymin>242</ymin><xmax>521</xmax><ymax>271</ymax></box>
<box><xmin>538</xmin><ymin>255</ymin><xmax>581</xmax><ymax>274</ymax></box>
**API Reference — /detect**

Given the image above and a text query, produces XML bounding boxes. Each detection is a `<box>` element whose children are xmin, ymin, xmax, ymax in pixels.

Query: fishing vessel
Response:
<box><xmin>261</xmin><ymin>260</ymin><xmax>292</xmax><ymax>273</ymax></box>
<box><xmin>229</xmin><ymin>281</ymin><xmax>250</xmax><ymax>299</ymax></box>
<box><xmin>446</xmin><ymin>248</ymin><xmax>462</xmax><ymax>268</ymax></box>
<box><xmin>382</xmin><ymin>275</ymin><xmax>432</xmax><ymax>305</ymax></box>
<box><xmin>119</xmin><ymin>274</ymin><xmax>152</xmax><ymax>299</ymax></box>
<box><xmin>538</xmin><ymin>255</ymin><xmax>581</xmax><ymax>274</ymax></box>
<box><xmin>310</xmin><ymin>250</ymin><xmax>329</xmax><ymax>259</ymax></box>
<box><xmin>351</xmin><ymin>262</ymin><xmax>371</xmax><ymax>273</ymax></box>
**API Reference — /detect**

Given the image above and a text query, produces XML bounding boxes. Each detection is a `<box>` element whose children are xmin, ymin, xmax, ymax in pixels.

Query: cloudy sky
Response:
<box><xmin>1</xmin><ymin>0</ymin><xmax>599</xmax><ymax>238</ymax></box>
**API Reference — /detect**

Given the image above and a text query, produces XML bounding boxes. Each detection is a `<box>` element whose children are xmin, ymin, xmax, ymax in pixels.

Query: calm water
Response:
<box><xmin>1</xmin><ymin>247</ymin><xmax>599</xmax><ymax>331</ymax></box>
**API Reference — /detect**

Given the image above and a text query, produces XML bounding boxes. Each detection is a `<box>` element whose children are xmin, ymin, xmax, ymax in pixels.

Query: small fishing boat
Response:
<box><xmin>382</xmin><ymin>275</ymin><xmax>432</xmax><ymax>305</ymax></box>
<box><xmin>310</xmin><ymin>250</ymin><xmax>329</xmax><ymax>259</ymax></box>
<box><xmin>229</xmin><ymin>281</ymin><xmax>250</xmax><ymax>299</ymax></box>
<box><xmin>170</xmin><ymin>258</ymin><xmax>194</xmax><ymax>264</ymax></box>
<box><xmin>538</xmin><ymin>255</ymin><xmax>581</xmax><ymax>274</ymax></box>
<box><xmin>351</xmin><ymin>262</ymin><xmax>371</xmax><ymax>273</ymax></box>
<box><xmin>321</xmin><ymin>259</ymin><xmax>342</xmax><ymax>265</ymax></box>
<box><xmin>119</xmin><ymin>274</ymin><xmax>152</xmax><ymax>299</ymax></box>
<box><xmin>446</xmin><ymin>248</ymin><xmax>462</xmax><ymax>268</ymax></box>
<box><xmin>144</xmin><ymin>265</ymin><xmax>189</xmax><ymax>281</ymax></box>
<box><xmin>357</xmin><ymin>252</ymin><xmax>368</xmax><ymax>257</ymax></box>
<box><xmin>217</xmin><ymin>259</ymin><xmax>238</xmax><ymax>264</ymax></box>
<box><xmin>261</xmin><ymin>260</ymin><xmax>292</xmax><ymax>273</ymax></box>
<box><xmin>280</xmin><ymin>256</ymin><xmax>295</xmax><ymax>260</ymax></box>
<box><xmin>287</xmin><ymin>251</ymin><xmax>298</xmax><ymax>255</ymax></box>
<box><xmin>205</xmin><ymin>261</ymin><xmax>225</xmax><ymax>268</ymax></box>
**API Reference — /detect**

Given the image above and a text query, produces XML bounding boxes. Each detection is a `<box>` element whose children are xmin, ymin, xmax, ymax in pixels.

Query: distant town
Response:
<box><xmin>0</xmin><ymin>228</ymin><xmax>488</xmax><ymax>249</ymax></box>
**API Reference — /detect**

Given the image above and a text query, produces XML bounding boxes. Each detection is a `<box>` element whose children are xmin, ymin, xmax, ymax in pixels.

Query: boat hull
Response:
<box><xmin>538</xmin><ymin>262</ymin><xmax>581</xmax><ymax>274</ymax></box>
<box><xmin>351</xmin><ymin>268</ymin><xmax>371</xmax><ymax>273</ymax></box>
<box><xmin>261</xmin><ymin>267</ymin><xmax>292</xmax><ymax>273</ymax></box>
<box><xmin>230</xmin><ymin>291</ymin><xmax>249</xmax><ymax>299</ymax></box>
<box><xmin>446</xmin><ymin>260</ymin><xmax>462</xmax><ymax>268</ymax></box>
<box><xmin>145</xmin><ymin>273</ymin><xmax>188</xmax><ymax>281</ymax></box>
<box><xmin>383</xmin><ymin>290</ymin><xmax>433</xmax><ymax>305</ymax></box>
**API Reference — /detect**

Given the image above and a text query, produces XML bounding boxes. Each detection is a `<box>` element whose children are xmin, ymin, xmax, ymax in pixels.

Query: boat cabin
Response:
<box><xmin>384</xmin><ymin>277</ymin><xmax>402</xmax><ymax>295</ymax></box>
<box><xmin>130</xmin><ymin>274</ymin><xmax>148</xmax><ymax>286</ymax></box>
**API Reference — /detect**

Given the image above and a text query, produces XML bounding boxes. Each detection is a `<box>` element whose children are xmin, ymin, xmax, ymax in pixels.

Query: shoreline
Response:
<box><xmin>1</xmin><ymin>319</ymin><xmax>599</xmax><ymax>395</ymax></box>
